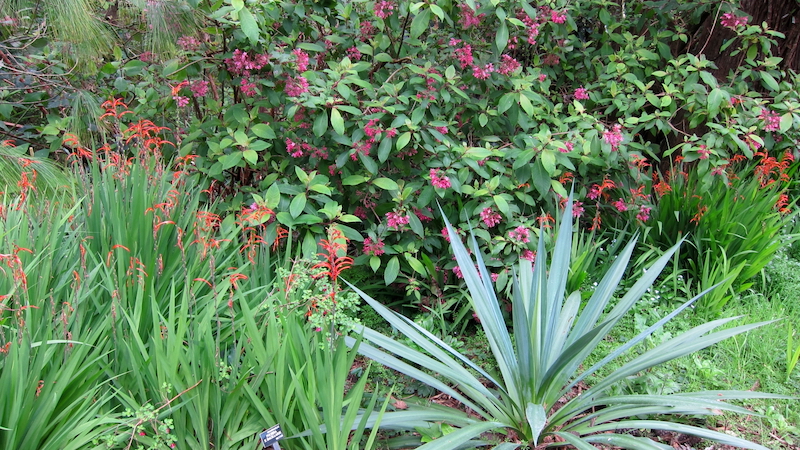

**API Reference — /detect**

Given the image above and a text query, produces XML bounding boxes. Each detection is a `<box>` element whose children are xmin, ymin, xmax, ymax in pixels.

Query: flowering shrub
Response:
<box><xmin>4</xmin><ymin>0</ymin><xmax>799</xmax><ymax>313</ymax></box>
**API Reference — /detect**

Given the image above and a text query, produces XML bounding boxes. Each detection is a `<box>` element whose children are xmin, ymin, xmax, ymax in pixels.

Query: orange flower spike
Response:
<box><xmin>106</xmin><ymin>244</ymin><xmax>130</xmax><ymax>266</ymax></box>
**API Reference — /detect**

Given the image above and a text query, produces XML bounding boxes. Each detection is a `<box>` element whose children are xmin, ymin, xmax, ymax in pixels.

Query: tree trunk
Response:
<box><xmin>686</xmin><ymin>0</ymin><xmax>800</xmax><ymax>74</ymax></box>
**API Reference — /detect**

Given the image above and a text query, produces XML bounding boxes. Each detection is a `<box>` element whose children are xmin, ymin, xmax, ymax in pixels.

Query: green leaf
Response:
<box><xmin>396</xmin><ymin>132</ymin><xmax>412</xmax><ymax>150</ymax></box>
<box><xmin>370</xmin><ymin>256</ymin><xmax>381</xmax><ymax>272</ymax></box>
<box><xmin>331</xmin><ymin>108</ymin><xmax>345</xmax><ymax>135</ymax></box>
<box><xmin>410</xmin><ymin>7</ymin><xmax>431</xmax><ymax>39</ymax></box>
<box><xmin>493</xmin><ymin>195</ymin><xmax>510</xmax><ymax>215</ymax></box>
<box><xmin>780</xmin><ymin>113</ymin><xmax>793</xmax><ymax>133</ymax></box>
<box><xmin>541</xmin><ymin>149</ymin><xmax>556</xmax><ymax>176</ymax></box>
<box><xmin>238</xmin><ymin>7</ymin><xmax>259</xmax><ymax>46</ymax></box>
<box><xmin>378</xmin><ymin>137</ymin><xmax>393</xmax><ymax>163</ymax></box>
<box><xmin>707</xmin><ymin>88</ymin><xmax>723</xmax><ymax>118</ymax></box>
<box><xmin>242</xmin><ymin>149</ymin><xmax>258</xmax><ymax>165</ymax></box>
<box><xmin>265</xmin><ymin>183</ymin><xmax>280</xmax><ymax>209</ymax></box>
<box><xmin>761</xmin><ymin>71</ymin><xmax>780</xmax><ymax>91</ymax></box>
<box><xmin>231</xmin><ymin>0</ymin><xmax>244</xmax><ymax>11</ymax></box>
<box><xmin>526</xmin><ymin>403</ymin><xmax>547</xmax><ymax>445</ymax></box>
<box><xmin>289</xmin><ymin>193</ymin><xmax>306</xmax><ymax>218</ymax></box>
<box><xmin>498</xmin><ymin>93</ymin><xmax>516</xmax><ymax>114</ymax></box>
<box><xmin>342</xmin><ymin>175</ymin><xmax>369</xmax><ymax>186</ymax></box>
<box><xmin>372</xmin><ymin>177</ymin><xmax>399</xmax><ymax>191</ymax></box>
<box><xmin>219</xmin><ymin>152</ymin><xmax>243</xmax><ymax>170</ymax></box>
<box><xmin>496</xmin><ymin>21</ymin><xmax>509</xmax><ymax>53</ymax></box>
<box><xmin>314</xmin><ymin>109</ymin><xmax>328</xmax><ymax>137</ymax></box>
<box><xmin>519</xmin><ymin>94</ymin><xmax>534</xmax><ymax>117</ymax></box>
<box><xmin>384</xmin><ymin>256</ymin><xmax>400</xmax><ymax>285</ymax></box>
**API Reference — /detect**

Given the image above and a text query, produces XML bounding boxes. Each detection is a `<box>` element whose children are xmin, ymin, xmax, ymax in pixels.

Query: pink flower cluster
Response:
<box><xmin>363</xmin><ymin>237</ymin><xmax>385</xmax><ymax>256</ymax></box>
<box><xmin>285</xmin><ymin>76</ymin><xmax>309</xmax><ymax>97</ymax></box>
<box><xmin>292</xmin><ymin>49</ymin><xmax>310</xmax><ymax>72</ymax></box>
<box><xmin>190</xmin><ymin>80</ymin><xmax>209</xmax><ymax>97</ymax></box>
<box><xmin>285</xmin><ymin>138</ymin><xmax>327</xmax><ymax>159</ymax></box>
<box><xmin>572</xmin><ymin>201</ymin><xmax>584</xmax><ymax>218</ymax></box>
<box><xmin>430</xmin><ymin>168</ymin><xmax>451</xmax><ymax>189</ymax></box>
<box><xmin>458</xmin><ymin>3</ymin><xmax>485</xmax><ymax>29</ymax></box>
<box><xmin>760</xmin><ymin>108</ymin><xmax>781</xmax><ymax>132</ymax></box>
<box><xmin>612</xmin><ymin>198</ymin><xmax>627</xmax><ymax>212</ymax></box>
<box><xmin>347</xmin><ymin>46</ymin><xmax>362</xmax><ymax>61</ymax></box>
<box><xmin>241</xmin><ymin>78</ymin><xmax>257</xmax><ymax>96</ymax></box>
<box><xmin>480</xmin><ymin>208</ymin><xmax>501</xmax><ymax>227</ymax></box>
<box><xmin>374</xmin><ymin>0</ymin><xmax>395</xmax><ymax>19</ymax></box>
<box><xmin>497</xmin><ymin>54</ymin><xmax>521</xmax><ymax>75</ymax></box>
<box><xmin>698</xmin><ymin>144</ymin><xmax>711</xmax><ymax>160</ymax></box>
<box><xmin>225</xmin><ymin>49</ymin><xmax>269</xmax><ymax>76</ymax></box>
<box><xmin>720</xmin><ymin>12</ymin><xmax>748</xmax><ymax>29</ymax></box>
<box><xmin>603</xmin><ymin>124</ymin><xmax>624</xmax><ymax>151</ymax></box>
<box><xmin>508</xmin><ymin>226</ymin><xmax>530</xmax><ymax>244</ymax></box>
<box><xmin>550</xmin><ymin>9</ymin><xmax>567</xmax><ymax>24</ymax></box>
<box><xmin>472</xmin><ymin>63</ymin><xmax>494</xmax><ymax>80</ymax></box>
<box><xmin>360</xmin><ymin>21</ymin><xmax>376</xmax><ymax>41</ymax></box>
<box><xmin>386</xmin><ymin>211</ymin><xmax>410</xmax><ymax>230</ymax></box>
<box><xmin>636</xmin><ymin>205</ymin><xmax>651</xmax><ymax>221</ymax></box>
<box><xmin>574</xmin><ymin>87</ymin><xmax>589</xmax><ymax>100</ymax></box>
<box><xmin>517</xmin><ymin>9</ymin><xmax>542</xmax><ymax>45</ymax></box>
<box><xmin>453</xmin><ymin>42</ymin><xmax>474</xmax><ymax>69</ymax></box>
<box><xmin>177</xmin><ymin>35</ymin><xmax>201</xmax><ymax>51</ymax></box>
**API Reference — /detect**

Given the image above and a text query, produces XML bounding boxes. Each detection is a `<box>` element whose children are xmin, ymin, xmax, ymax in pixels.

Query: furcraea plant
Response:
<box><xmin>346</xmin><ymin>195</ymin><xmax>786</xmax><ymax>449</ymax></box>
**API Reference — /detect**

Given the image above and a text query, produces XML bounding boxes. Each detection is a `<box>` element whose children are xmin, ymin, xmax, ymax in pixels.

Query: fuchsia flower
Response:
<box><xmin>720</xmin><ymin>12</ymin><xmax>748</xmax><ymax>29</ymax></box>
<box><xmin>760</xmin><ymin>108</ymin><xmax>781</xmax><ymax>132</ymax></box>
<box><xmin>240</xmin><ymin>78</ymin><xmax>257</xmax><ymax>96</ymax></box>
<box><xmin>430</xmin><ymin>169</ymin><xmax>451</xmax><ymax>189</ymax></box>
<box><xmin>574</xmin><ymin>87</ymin><xmax>590</xmax><ymax>100</ymax></box>
<box><xmin>363</xmin><ymin>237</ymin><xmax>385</xmax><ymax>256</ymax></box>
<box><xmin>173</xmin><ymin>96</ymin><xmax>189</xmax><ymax>108</ymax></box>
<box><xmin>636</xmin><ymin>205</ymin><xmax>651</xmax><ymax>221</ymax></box>
<box><xmin>572</xmin><ymin>201</ymin><xmax>585</xmax><ymax>218</ymax></box>
<box><xmin>458</xmin><ymin>3</ymin><xmax>484</xmax><ymax>29</ymax></box>
<box><xmin>521</xmin><ymin>250</ymin><xmax>536</xmax><ymax>261</ymax></box>
<box><xmin>374</xmin><ymin>0</ymin><xmax>395</xmax><ymax>19</ymax></box>
<box><xmin>472</xmin><ymin>64</ymin><xmax>494</xmax><ymax>80</ymax></box>
<box><xmin>508</xmin><ymin>226</ymin><xmax>530</xmax><ymax>244</ymax></box>
<box><xmin>497</xmin><ymin>55</ymin><xmax>521</xmax><ymax>75</ymax></box>
<box><xmin>285</xmin><ymin>76</ymin><xmax>309</xmax><ymax>97</ymax></box>
<box><xmin>698</xmin><ymin>145</ymin><xmax>711</xmax><ymax>159</ymax></box>
<box><xmin>550</xmin><ymin>9</ymin><xmax>567</xmax><ymax>24</ymax></box>
<box><xmin>603</xmin><ymin>124</ymin><xmax>624</xmax><ymax>151</ymax></box>
<box><xmin>480</xmin><ymin>208</ymin><xmax>502</xmax><ymax>227</ymax></box>
<box><xmin>612</xmin><ymin>199</ymin><xmax>627</xmax><ymax>212</ymax></box>
<box><xmin>292</xmin><ymin>49</ymin><xmax>310</xmax><ymax>72</ymax></box>
<box><xmin>386</xmin><ymin>211</ymin><xmax>410</xmax><ymax>230</ymax></box>
<box><xmin>190</xmin><ymin>80</ymin><xmax>209</xmax><ymax>97</ymax></box>
<box><xmin>454</xmin><ymin>44</ymin><xmax>474</xmax><ymax>69</ymax></box>
<box><xmin>347</xmin><ymin>46</ymin><xmax>362</xmax><ymax>61</ymax></box>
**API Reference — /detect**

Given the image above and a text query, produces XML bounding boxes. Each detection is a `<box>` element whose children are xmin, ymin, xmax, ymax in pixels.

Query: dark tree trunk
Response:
<box><xmin>686</xmin><ymin>0</ymin><xmax>800</xmax><ymax>74</ymax></box>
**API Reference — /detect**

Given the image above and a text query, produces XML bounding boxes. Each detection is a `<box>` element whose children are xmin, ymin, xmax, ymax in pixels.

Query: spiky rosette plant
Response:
<box><xmin>345</xmin><ymin>194</ymin><xmax>786</xmax><ymax>449</ymax></box>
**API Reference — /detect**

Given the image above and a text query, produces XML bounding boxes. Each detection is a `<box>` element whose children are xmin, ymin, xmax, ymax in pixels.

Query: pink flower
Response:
<box><xmin>572</xmin><ymin>201</ymin><xmax>584</xmax><ymax>218</ymax></box>
<box><xmin>587</xmin><ymin>185</ymin><xmax>601</xmax><ymax>200</ymax></box>
<box><xmin>560</xmin><ymin>141</ymin><xmax>574</xmax><ymax>153</ymax></box>
<box><xmin>574</xmin><ymin>87</ymin><xmax>589</xmax><ymax>100</ymax></box>
<box><xmin>190</xmin><ymin>80</ymin><xmax>209</xmax><ymax>97</ymax></box>
<box><xmin>386</xmin><ymin>211</ymin><xmax>410</xmax><ymax>230</ymax></box>
<box><xmin>472</xmin><ymin>64</ymin><xmax>494</xmax><ymax>80</ymax></box>
<box><xmin>241</xmin><ymin>78</ymin><xmax>257</xmax><ymax>96</ymax></box>
<box><xmin>521</xmin><ymin>250</ymin><xmax>536</xmax><ymax>261</ymax></box>
<box><xmin>430</xmin><ymin>168</ymin><xmax>451</xmax><ymax>189</ymax></box>
<box><xmin>550</xmin><ymin>9</ymin><xmax>567</xmax><ymax>24</ymax></box>
<box><xmin>347</xmin><ymin>46</ymin><xmax>362</xmax><ymax>61</ymax></box>
<box><xmin>636</xmin><ymin>205</ymin><xmax>651</xmax><ymax>221</ymax></box>
<box><xmin>508</xmin><ymin>226</ymin><xmax>530</xmax><ymax>244</ymax></box>
<box><xmin>454</xmin><ymin>44</ymin><xmax>474</xmax><ymax>69</ymax></box>
<box><xmin>452</xmin><ymin>265</ymin><xmax>464</xmax><ymax>279</ymax></box>
<box><xmin>292</xmin><ymin>49</ymin><xmax>310</xmax><ymax>72</ymax></box>
<box><xmin>363</xmin><ymin>237</ymin><xmax>385</xmax><ymax>256</ymax></box>
<box><xmin>285</xmin><ymin>76</ymin><xmax>309</xmax><ymax>97</ymax></box>
<box><xmin>414</xmin><ymin>207</ymin><xmax>433</xmax><ymax>222</ymax></box>
<box><xmin>173</xmin><ymin>95</ymin><xmax>189</xmax><ymax>108</ymax></box>
<box><xmin>177</xmin><ymin>35</ymin><xmax>201</xmax><ymax>51</ymax></box>
<box><xmin>720</xmin><ymin>12</ymin><xmax>748</xmax><ymax>29</ymax></box>
<box><xmin>286</xmin><ymin>138</ymin><xmax>303</xmax><ymax>158</ymax></box>
<box><xmin>760</xmin><ymin>108</ymin><xmax>781</xmax><ymax>132</ymax></box>
<box><xmin>458</xmin><ymin>3</ymin><xmax>485</xmax><ymax>29</ymax></box>
<box><xmin>612</xmin><ymin>199</ymin><xmax>627</xmax><ymax>212</ymax></box>
<box><xmin>698</xmin><ymin>145</ymin><xmax>711</xmax><ymax>160</ymax></box>
<box><xmin>603</xmin><ymin>124</ymin><xmax>624</xmax><ymax>151</ymax></box>
<box><xmin>497</xmin><ymin>54</ymin><xmax>521</xmax><ymax>75</ymax></box>
<box><xmin>353</xmin><ymin>206</ymin><xmax>367</xmax><ymax>219</ymax></box>
<box><xmin>480</xmin><ymin>208</ymin><xmax>502</xmax><ymax>227</ymax></box>
<box><xmin>374</xmin><ymin>0</ymin><xmax>395</xmax><ymax>19</ymax></box>
<box><xmin>538</xmin><ymin>73</ymin><xmax>547</xmax><ymax>82</ymax></box>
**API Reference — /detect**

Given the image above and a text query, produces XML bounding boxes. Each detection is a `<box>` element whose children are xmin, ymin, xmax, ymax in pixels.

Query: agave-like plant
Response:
<box><xmin>345</xmin><ymin>195</ymin><xmax>785</xmax><ymax>449</ymax></box>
